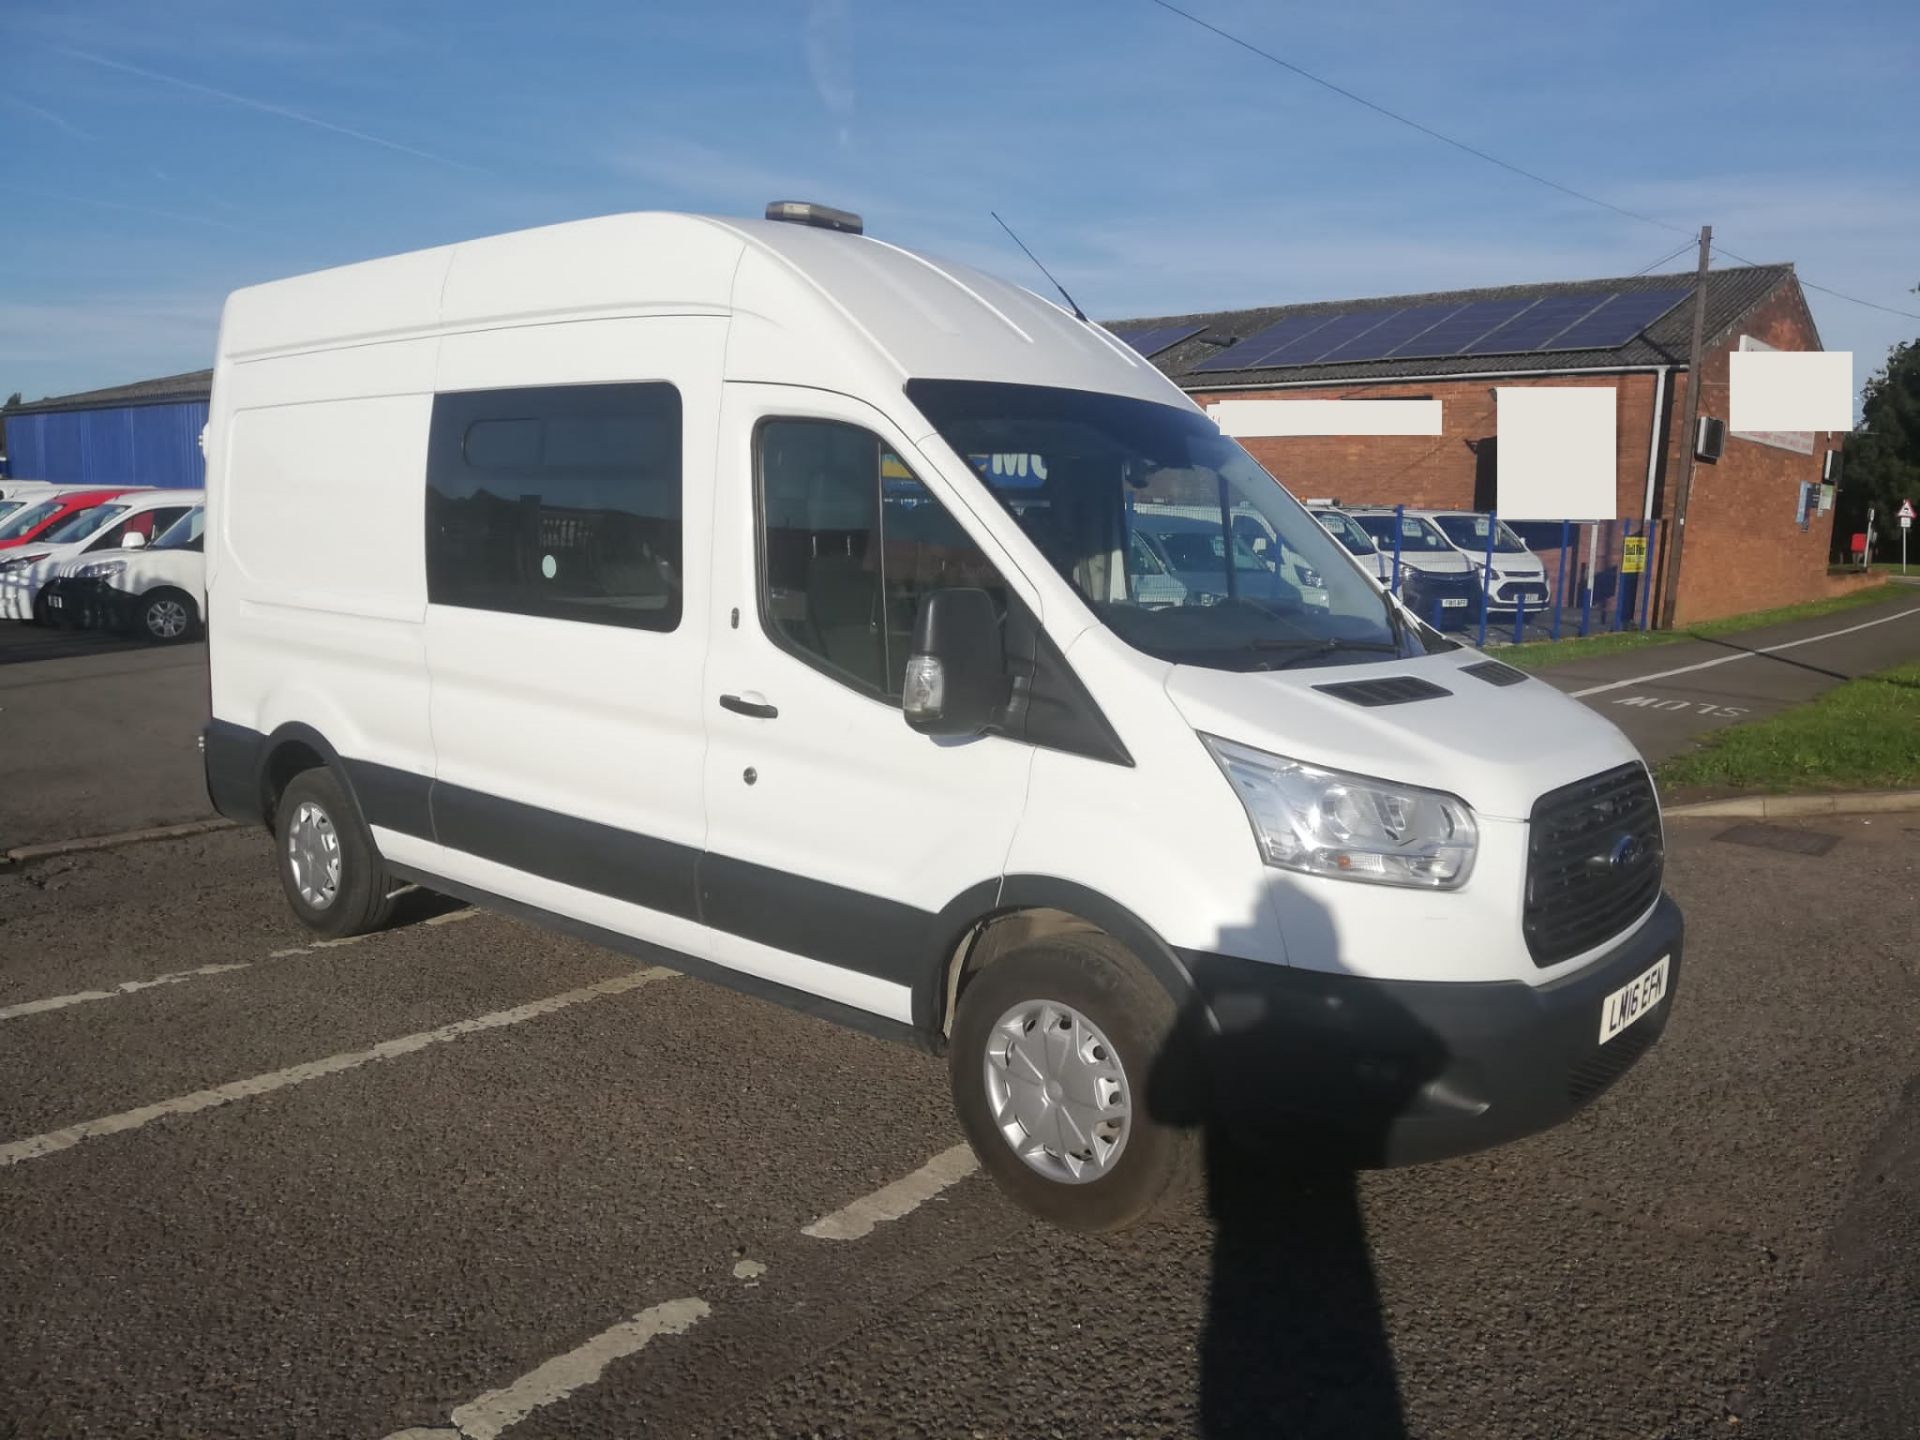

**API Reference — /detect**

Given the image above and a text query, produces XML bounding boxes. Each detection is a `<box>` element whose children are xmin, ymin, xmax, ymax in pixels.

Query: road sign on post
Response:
<box><xmin>1901</xmin><ymin>499</ymin><xmax>1914</xmax><ymax>574</ymax></box>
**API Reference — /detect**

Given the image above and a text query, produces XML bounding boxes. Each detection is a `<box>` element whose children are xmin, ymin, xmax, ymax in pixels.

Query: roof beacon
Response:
<box><xmin>765</xmin><ymin>200</ymin><xmax>863</xmax><ymax>235</ymax></box>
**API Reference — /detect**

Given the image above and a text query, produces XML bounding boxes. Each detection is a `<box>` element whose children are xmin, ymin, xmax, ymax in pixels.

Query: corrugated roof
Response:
<box><xmin>1107</xmin><ymin>263</ymin><xmax>1797</xmax><ymax>388</ymax></box>
<box><xmin>4</xmin><ymin>369</ymin><xmax>213</xmax><ymax>416</ymax></box>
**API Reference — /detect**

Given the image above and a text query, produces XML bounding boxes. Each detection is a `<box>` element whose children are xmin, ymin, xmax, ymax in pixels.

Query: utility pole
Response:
<box><xmin>1657</xmin><ymin>225</ymin><xmax>1712</xmax><ymax>630</ymax></box>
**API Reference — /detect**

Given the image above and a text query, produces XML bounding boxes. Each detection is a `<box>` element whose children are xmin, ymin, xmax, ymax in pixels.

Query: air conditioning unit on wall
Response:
<box><xmin>1695</xmin><ymin>416</ymin><xmax>1726</xmax><ymax>462</ymax></box>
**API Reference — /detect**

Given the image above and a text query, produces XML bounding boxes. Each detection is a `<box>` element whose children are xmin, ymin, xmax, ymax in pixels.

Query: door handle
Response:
<box><xmin>719</xmin><ymin>693</ymin><xmax>779</xmax><ymax>720</ymax></box>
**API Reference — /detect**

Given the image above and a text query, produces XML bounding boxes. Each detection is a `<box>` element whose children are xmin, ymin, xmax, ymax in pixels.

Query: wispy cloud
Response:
<box><xmin>805</xmin><ymin>0</ymin><xmax>856</xmax><ymax>149</ymax></box>
<box><xmin>0</xmin><ymin>291</ymin><xmax>222</xmax><ymax>400</ymax></box>
<box><xmin>0</xmin><ymin>93</ymin><xmax>93</xmax><ymax>141</ymax></box>
<box><xmin>11</xmin><ymin>186</ymin><xmax>260</xmax><ymax>238</ymax></box>
<box><xmin>55</xmin><ymin>45</ymin><xmax>491</xmax><ymax>176</ymax></box>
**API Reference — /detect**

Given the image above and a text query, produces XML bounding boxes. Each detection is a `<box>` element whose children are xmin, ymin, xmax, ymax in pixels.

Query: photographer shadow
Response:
<box><xmin>1149</xmin><ymin>895</ymin><xmax>1452</xmax><ymax>1440</ymax></box>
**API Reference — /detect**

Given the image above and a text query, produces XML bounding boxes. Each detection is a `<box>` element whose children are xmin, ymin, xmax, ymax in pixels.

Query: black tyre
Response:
<box><xmin>136</xmin><ymin>588</ymin><xmax>198</xmax><ymax>643</ymax></box>
<box><xmin>273</xmin><ymin>767</ymin><xmax>397</xmax><ymax>938</ymax></box>
<box><xmin>950</xmin><ymin>932</ymin><xmax>1201</xmax><ymax>1232</ymax></box>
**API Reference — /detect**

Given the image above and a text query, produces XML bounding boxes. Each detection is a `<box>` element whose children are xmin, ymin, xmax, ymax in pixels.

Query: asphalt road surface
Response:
<box><xmin>1532</xmin><ymin>593</ymin><xmax>1920</xmax><ymax>763</ymax></box>
<box><xmin>3</xmin><ymin>805</ymin><xmax>1917</xmax><ymax>1437</ymax></box>
<box><xmin>3</xmin><ymin>594</ymin><xmax>1918</xmax><ymax>852</ymax></box>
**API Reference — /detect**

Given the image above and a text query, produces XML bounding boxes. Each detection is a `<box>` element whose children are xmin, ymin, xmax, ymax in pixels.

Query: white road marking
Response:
<box><xmin>802</xmin><ymin>1143</ymin><xmax>979</xmax><ymax>1241</ymax></box>
<box><xmin>732</xmin><ymin>1258</ymin><xmax>767</xmax><ymax>1284</ymax></box>
<box><xmin>378</xmin><ymin>1298</ymin><xmax>711</xmax><ymax>1440</ymax></box>
<box><xmin>0</xmin><ymin>960</ymin><xmax>257</xmax><ymax>1022</ymax></box>
<box><xmin>1568</xmin><ymin>605</ymin><xmax>1920</xmax><ymax>698</ymax></box>
<box><xmin>0</xmin><ymin>967</ymin><xmax>676</xmax><ymax>1167</ymax></box>
<box><xmin>0</xmin><ymin>907</ymin><xmax>486</xmax><ymax>1023</ymax></box>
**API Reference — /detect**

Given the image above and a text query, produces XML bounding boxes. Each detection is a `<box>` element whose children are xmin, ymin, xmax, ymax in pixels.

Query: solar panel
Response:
<box><xmin>1387</xmin><ymin>298</ymin><xmax>1533</xmax><ymax>359</ymax></box>
<box><xmin>1460</xmin><ymin>293</ymin><xmax>1613</xmax><ymax>356</ymax></box>
<box><xmin>1191</xmin><ymin>311</ymin><xmax>1349</xmax><ymax>372</ymax></box>
<box><xmin>1315</xmin><ymin>303</ymin><xmax>1462</xmax><ymax>363</ymax></box>
<box><xmin>1110</xmin><ymin>322</ymin><xmax>1206</xmax><ymax>358</ymax></box>
<box><xmin>1545</xmin><ymin>287</ymin><xmax>1690</xmax><ymax>351</ymax></box>
<box><xmin>1259</xmin><ymin>309</ymin><xmax>1405</xmax><ymax>366</ymax></box>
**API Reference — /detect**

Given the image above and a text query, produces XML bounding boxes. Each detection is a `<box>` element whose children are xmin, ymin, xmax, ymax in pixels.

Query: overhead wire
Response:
<box><xmin>1144</xmin><ymin>0</ymin><xmax>1920</xmax><ymax>325</ymax></box>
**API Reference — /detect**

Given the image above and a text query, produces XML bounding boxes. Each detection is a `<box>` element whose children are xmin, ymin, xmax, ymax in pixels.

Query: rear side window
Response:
<box><xmin>757</xmin><ymin>419</ymin><xmax>1007</xmax><ymax>700</ymax></box>
<box><xmin>426</xmin><ymin>383</ymin><xmax>682</xmax><ymax>631</ymax></box>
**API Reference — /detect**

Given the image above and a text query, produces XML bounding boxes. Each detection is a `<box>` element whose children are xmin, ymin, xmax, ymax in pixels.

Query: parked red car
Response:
<box><xmin>0</xmin><ymin>488</ymin><xmax>147</xmax><ymax>550</ymax></box>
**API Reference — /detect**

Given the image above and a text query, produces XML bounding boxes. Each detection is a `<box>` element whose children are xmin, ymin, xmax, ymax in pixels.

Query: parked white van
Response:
<box><xmin>203</xmin><ymin>207</ymin><xmax>1680</xmax><ymax>1231</ymax></box>
<box><xmin>1418</xmin><ymin>510</ymin><xmax>1552</xmax><ymax>615</ymax></box>
<box><xmin>44</xmin><ymin>504</ymin><xmax>207</xmax><ymax>641</ymax></box>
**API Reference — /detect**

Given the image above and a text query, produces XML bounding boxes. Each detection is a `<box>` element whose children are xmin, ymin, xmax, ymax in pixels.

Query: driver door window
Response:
<box><xmin>757</xmin><ymin>419</ymin><xmax>1008</xmax><ymax>701</ymax></box>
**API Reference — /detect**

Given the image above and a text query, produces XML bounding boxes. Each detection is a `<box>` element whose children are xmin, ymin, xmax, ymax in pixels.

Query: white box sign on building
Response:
<box><xmin>1729</xmin><ymin>347</ymin><xmax>1852</xmax><ymax>434</ymax></box>
<box><xmin>1207</xmin><ymin>398</ymin><xmax>1443</xmax><ymax>438</ymax></box>
<box><xmin>1496</xmin><ymin>387</ymin><xmax>1616</xmax><ymax>520</ymax></box>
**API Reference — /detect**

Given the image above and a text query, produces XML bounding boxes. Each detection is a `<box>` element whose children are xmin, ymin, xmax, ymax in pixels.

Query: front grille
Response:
<box><xmin>1524</xmin><ymin>763</ymin><xmax>1663</xmax><ymax>966</ymax></box>
<box><xmin>1567</xmin><ymin>1018</ymin><xmax>1660</xmax><ymax>1105</ymax></box>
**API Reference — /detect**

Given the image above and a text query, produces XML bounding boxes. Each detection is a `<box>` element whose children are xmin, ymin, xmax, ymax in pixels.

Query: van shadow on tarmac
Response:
<box><xmin>1147</xmin><ymin>891</ymin><xmax>1447</xmax><ymax>1439</ymax></box>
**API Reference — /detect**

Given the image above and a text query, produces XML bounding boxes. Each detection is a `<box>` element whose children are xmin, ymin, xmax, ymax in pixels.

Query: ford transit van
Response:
<box><xmin>202</xmin><ymin>207</ymin><xmax>1681</xmax><ymax>1231</ymax></box>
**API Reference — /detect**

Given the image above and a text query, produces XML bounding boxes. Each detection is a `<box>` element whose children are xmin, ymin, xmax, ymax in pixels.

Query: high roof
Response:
<box><xmin>5</xmin><ymin>369</ymin><xmax>214</xmax><ymax>416</ymax></box>
<box><xmin>1107</xmin><ymin>263</ymin><xmax>1798</xmax><ymax>388</ymax></box>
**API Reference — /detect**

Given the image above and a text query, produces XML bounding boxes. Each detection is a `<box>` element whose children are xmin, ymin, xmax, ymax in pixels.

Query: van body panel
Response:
<box><xmin>421</xmin><ymin>316</ymin><xmax>721</xmax><ymax>891</ymax></box>
<box><xmin>999</xmin><ymin>624</ymin><xmax>1289</xmax><ymax>966</ymax></box>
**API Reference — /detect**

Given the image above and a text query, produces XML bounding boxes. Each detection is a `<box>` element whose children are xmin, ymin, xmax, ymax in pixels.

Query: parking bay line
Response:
<box><xmin>802</xmin><ymin>1143</ymin><xmax>979</xmax><ymax>1240</ymax></box>
<box><xmin>0</xmin><ymin>966</ymin><xmax>677</xmax><ymax>1167</ymax></box>
<box><xmin>1567</xmin><ymin>605</ymin><xmax>1920</xmax><ymax>699</ymax></box>
<box><xmin>0</xmin><ymin>908</ymin><xmax>482</xmax><ymax>1024</ymax></box>
<box><xmin>387</xmin><ymin>1143</ymin><xmax>981</xmax><ymax>1436</ymax></box>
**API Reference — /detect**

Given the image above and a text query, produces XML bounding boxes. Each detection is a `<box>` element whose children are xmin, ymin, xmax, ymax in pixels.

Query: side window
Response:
<box><xmin>426</xmin><ymin>383</ymin><xmax>682</xmax><ymax>631</ymax></box>
<box><xmin>756</xmin><ymin>419</ymin><xmax>1007</xmax><ymax>700</ymax></box>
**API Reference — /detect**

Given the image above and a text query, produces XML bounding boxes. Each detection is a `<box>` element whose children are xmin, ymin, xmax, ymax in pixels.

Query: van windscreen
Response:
<box><xmin>907</xmin><ymin>380</ymin><xmax>1450</xmax><ymax>671</ymax></box>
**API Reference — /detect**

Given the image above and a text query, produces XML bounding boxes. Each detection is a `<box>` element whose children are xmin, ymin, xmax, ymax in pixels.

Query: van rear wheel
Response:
<box><xmin>950</xmin><ymin>933</ymin><xmax>1199</xmax><ymax>1232</ymax></box>
<box><xmin>273</xmin><ymin>767</ymin><xmax>396</xmax><ymax>938</ymax></box>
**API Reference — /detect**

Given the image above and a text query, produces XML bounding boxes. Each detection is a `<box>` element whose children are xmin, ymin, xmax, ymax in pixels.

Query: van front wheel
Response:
<box><xmin>950</xmin><ymin>934</ymin><xmax>1199</xmax><ymax>1232</ymax></box>
<box><xmin>273</xmin><ymin>767</ymin><xmax>396</xmax><ymax>938</ymax></box>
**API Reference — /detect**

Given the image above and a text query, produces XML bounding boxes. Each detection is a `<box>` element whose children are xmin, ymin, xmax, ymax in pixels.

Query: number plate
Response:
<box><xmin>1440</xmin><ymin>597</ymin><xmax>1469</xmax><ymax>608</ymax></box>
<box><xmin>1599</xmin><ymin>956</ymin><xmax>1670</xmax><ymax>1044</ymax></box>
<box><xmin>46</xmin><ymin>595</ymin><xmax>63</xmax><ymax>608</ymax></box>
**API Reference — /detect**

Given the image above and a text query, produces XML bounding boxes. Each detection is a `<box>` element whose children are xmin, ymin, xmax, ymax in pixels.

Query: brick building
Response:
<box><xmin>1110</xmin><ymin>263</ymin><xmax>1865</xmax><ymax>625</ymax></box>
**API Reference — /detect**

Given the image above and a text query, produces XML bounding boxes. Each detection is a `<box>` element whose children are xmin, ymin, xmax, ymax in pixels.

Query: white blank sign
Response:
<box><xmin>1207</xmin><ymin>398</ymin><xmax>1443</xmax><ymax>437</ymax></box>
<box><xmin>1730</xmin><ymin>350</ymin><xmax>1853</xmax><ymax>432</ymax></box>
<box><xmin>1496</xmin><ymin>387</ymin><xmax>1616</xmax><ymax>520</ymax></box>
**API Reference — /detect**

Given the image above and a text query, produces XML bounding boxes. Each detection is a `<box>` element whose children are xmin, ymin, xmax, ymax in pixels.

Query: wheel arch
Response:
<box><xmin>920</xmin><ymin>877</ymin><xmax>1201</xmax><ymax>1044</ymax></box>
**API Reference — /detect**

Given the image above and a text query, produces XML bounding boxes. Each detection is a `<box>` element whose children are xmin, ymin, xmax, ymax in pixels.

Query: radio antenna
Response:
<box><xmin>991</xmin><ymin>211</ymin><xmax>1088</xmax><ymax>323</ymax></box>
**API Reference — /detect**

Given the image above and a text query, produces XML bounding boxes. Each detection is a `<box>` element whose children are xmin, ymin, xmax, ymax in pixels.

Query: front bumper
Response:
<box><xmin>1179</xmin><ymin>893</ymin><xmax>1684</xmax><ymax>1166</ymax></box>
<box><xmin>39</xmin><ymin>577</ymin><xmax>135</xmax><ymax>629</ymax></box>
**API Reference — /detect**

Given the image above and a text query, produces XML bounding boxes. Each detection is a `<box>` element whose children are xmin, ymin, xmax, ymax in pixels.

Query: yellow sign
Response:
<box><xmin>1622</xmin><ymin>537</ymin><xmax>1647</xmax><ymax>574</ymax></box>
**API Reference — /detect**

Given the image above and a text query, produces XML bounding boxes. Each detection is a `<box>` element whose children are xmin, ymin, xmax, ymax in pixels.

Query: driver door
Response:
<box><xmin>701</xmin><ymin>385</ymin><xmax>1036</xmax><ymax>1026</ymax></box>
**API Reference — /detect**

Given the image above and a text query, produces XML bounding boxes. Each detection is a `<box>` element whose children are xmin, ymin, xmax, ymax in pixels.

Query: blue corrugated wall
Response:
<box><xmin>6</xmin><ymin>401</ymin><xmax>209</xmax><ymax>488</ymax></box>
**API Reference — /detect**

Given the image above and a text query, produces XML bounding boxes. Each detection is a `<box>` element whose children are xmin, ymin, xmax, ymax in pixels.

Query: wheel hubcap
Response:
<box><xmin>147</xmin><ymin>599</ymin><xmax>187</xmax><ymax>638</ymax></box>
<box><xmin>983</xmin><ymin>1000</ymin><xmax>1132</xmax><ymax>1184</ymax></box>
<box><xmin>286</xmin><ymin>801</ymin><xmax>341</xmax><ymax>909</ymax></box>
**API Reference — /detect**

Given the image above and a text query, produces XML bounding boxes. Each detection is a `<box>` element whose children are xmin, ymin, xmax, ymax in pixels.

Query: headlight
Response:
<box><xmin>1201</xmin><ymin>735</ymin><xmax>1477</xmax><ymax>889</ymax></box>
<box><xmin>0</xmin><ymin>553</ymin><xmax>46</xmax><ymax>571</ymax></box>
<box><xmin>79</xmin><ymin>560</ymin><xmax>126</xmax><ymax>580</ymax></box>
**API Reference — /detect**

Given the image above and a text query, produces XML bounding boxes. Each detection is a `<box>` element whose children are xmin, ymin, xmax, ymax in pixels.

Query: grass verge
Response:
<box><xmin>1656</xmin><ymin>660</ymin><xmax>1920</xmax><ymax>793</ymax></box>
<box><xmin>1499</xmin><ymin>582</ymin><xmax>1910</xmax><ymax>670</ymax></box>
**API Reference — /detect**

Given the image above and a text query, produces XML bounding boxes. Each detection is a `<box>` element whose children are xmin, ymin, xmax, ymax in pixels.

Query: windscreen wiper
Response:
<box><xmin>1255</xmin><ymin>638</ymin><xmax>1401</xmax><ymax>670</ymax></box>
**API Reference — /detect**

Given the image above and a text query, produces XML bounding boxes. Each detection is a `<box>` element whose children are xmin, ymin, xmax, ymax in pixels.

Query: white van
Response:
<box><xmin>45</xmin><ymin>504</ymin><xmax>207</xmax><ymax>641</ymax></box>
<box><xmin>202</xmin><ymin>207</ymin><xmax>1681</xmax><ymax>1231</ymax></box>
<box><xmin>1418</xmin><ymin>510</ymin><xmax>1552</xmax><ymax>615</ymax></box>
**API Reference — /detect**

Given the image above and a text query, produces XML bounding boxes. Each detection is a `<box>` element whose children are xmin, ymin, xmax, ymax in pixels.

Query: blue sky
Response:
<box><xmin>2</xmin><ymin>0</ymin><xmax>1915</xmax><ymax>403</ymax></box>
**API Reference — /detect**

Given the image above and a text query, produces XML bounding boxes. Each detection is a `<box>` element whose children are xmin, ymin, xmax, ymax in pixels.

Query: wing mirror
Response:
<box><xmin>121</xmin><ymin>531</ymin><xmax>147</xmax><ymax>550</ymax></box>
<box><xmin>902</xmin><ymin>588</ymin><xmax>1005</xmax><ymax>737</ymax></box>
